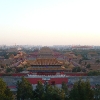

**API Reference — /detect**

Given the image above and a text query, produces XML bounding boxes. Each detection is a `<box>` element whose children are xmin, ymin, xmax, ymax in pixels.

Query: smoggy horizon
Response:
<box><xmin>0</xmin><ymin>44</ymin><xmax>99</xmax><ymax>47</ymax></box>
<box><xmin>0</xmin><ymin>0</ymin><xmax>100</xmax><ymax>46</ymax></box>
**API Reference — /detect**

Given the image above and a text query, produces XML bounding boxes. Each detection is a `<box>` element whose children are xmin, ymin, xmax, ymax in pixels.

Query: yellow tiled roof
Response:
<box><xmin>27</xmin><ymin>67</ymin><xmax>65</xmax><ymax>71</ymax></box>
<box><xmin>29</xmin><ymin>58</ymin><xmax>63</xmax><ymax>65</ymax></box>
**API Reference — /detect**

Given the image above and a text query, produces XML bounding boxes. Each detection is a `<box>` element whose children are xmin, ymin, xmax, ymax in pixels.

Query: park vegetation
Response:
<box><xmin>0</xmin><ymin>77</ymin><xmax>100</xmax><ymax>100</ymax></box>
<box><xmin>88</xmin><ymin>70</ymin><xmax>100</xmax><ymax>76</ymax></box>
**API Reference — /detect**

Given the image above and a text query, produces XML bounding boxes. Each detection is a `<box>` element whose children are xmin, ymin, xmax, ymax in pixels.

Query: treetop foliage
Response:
<box><xmin>0</xmin><ymin>77</ymin><xmax>100</xmax><ymax>100</ymax></box>
<box><xmin>0</xmin><ymin>78</ymin><xmax>13</xmax><ymax>100</ymax></box>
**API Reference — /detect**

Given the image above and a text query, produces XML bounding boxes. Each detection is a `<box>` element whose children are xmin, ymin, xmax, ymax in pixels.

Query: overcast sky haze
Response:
<box><xmin>0</xmin><ymin>0</ymin><xmax>100</xmax><ymax>46</ymax></box>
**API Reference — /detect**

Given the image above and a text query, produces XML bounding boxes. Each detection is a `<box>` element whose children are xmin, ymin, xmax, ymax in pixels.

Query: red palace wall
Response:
<box><xmin>26</xmin><ymin>77</ymin><xmax>68</xmax><ymax>85</ymax></box>
<box><xmin>66</xmin><ymin>73</ymin><xmax>87</xmax><ymax>76</ymax></box>
<box><xmin>26</xmin><ymin>78</ymin><xmax>44</xmax><ymax>84</ymax></box>
<box><xmin>49</xmin><ymin>78</ymin><xmax>68</xmax><ymax>84</ymax></box>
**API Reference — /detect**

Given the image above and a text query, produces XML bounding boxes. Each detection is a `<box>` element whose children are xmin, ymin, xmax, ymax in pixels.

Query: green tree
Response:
<box><xmin>72</xmin><ymin>67</ymin><xmax>81</xmax><ymax>72</ymax></box>
<box><xmin>33</xmin><ymin>81</ymin><xmax>45</xmax><ymax>100</ymax></box>
<box><xmin>88</xmin><ymin>71</ymin><xmax>100</xmax><ymax>76</ymax></box>
<box><xmin>0</xmin><ymin>78</ymin><xmax>13</xmax><ymax>100</ymax></box>
<box><xmin>16</xmin><ymin>77</ymin><xmax>33</xmax><ymax>100</ymax></box>
<box><xmin>33</xmin><ymin>82</ymin><xmax>66</xmax><ymax>100</ymax></box>
<box><xmin>44</xmin><ymin>84</ymin><xmax>66</xmax><ymax>100</ymax></box>
<box><xmin>6</xmin><ymin>67</ymin><xmax>12</xmax><ymax>73</ymax></box>
<box><xmin>52</xmin><ymin>86</ymin><xmax>66</xmax><ymax>100</ymax></box>
<box><xmin>62</xmin><ymin>82</ymin><xmax>68</xmax><ymax>99</ymax></box>
<box><xmin>94</xmin><ymin>84</ymin><xmax>100</xmax><ymax>100</ymax></box>
<box><xmin>86</xmin><ymin>64</ymin><xmax>91</xmax><ymax>68</ymax></box>
<box><xmin>16</xmin><ymin>67</ymin><xmax>24</xmax><ymax>72</ymax></box>
<box><xmin>95</xmin><ymin>59</ymin><xmax>100</xmax><ymax>64</ymax></box>
<box><xmin>44</xmin><ymin>84</ymin><xmax>54</xmax><ymax>100</ymax></box>
<box><xmin>69</xmin><ymin>79</ymin><xmax>94</xmax><ymax>100</ymax></box>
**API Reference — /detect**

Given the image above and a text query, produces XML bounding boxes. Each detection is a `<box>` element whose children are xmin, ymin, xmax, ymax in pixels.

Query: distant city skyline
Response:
<box><xmin>0</xmin><ymin>0</ymin><xmax>100</xmax><ymax>46</ymax></box>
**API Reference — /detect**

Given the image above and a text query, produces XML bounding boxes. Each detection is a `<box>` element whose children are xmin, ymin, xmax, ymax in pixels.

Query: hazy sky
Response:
<box><xmin>0</xmin><ymin>0</ymin><xmax>100</xmax><ymax>46</ymax></box>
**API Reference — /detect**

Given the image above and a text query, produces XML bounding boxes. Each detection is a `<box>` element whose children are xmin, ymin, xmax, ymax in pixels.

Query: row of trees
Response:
<box><xmin>0</xmin><ymin>77</ymin><xmax>100</xmax><ymax>100</ymax></box>
<box><xmin>16</xmin><ymin>77</ymin><xmax>100</xmax><ymax>100</ymax></box>
<box><xmin>88</xmin><ymin>71</ymin><xmax>100</xmax><ymax>76</ymax></box>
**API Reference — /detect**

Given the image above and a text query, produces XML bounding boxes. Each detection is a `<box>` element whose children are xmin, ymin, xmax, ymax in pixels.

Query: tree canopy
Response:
<box><xmin>72</xmin><ymin>67</ymin><xmax>81</xmax><ymax>72</ymax></box>
<box><xmin>94</xmin><ymin>84</ymin><xmax>100</xmax><ymax>100</ymax></box>
<box><xmin>0</xmin><ymin>76</ymin><xmax>100</xmax><ymax>100</ymax></box>
<box><xmin>16</xmin><ymin>77</ymin><xmax>33</xmax><ymax>100</ymax></box>
<box><xmin>69</xmin><ymin>79</ymin><xmax>94</xmax><ymax>100</ymax></box>
<box><xmin>0</xmin><ymin>78</ymin><xmax>13</xmax><ymax>100</ymax></box>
